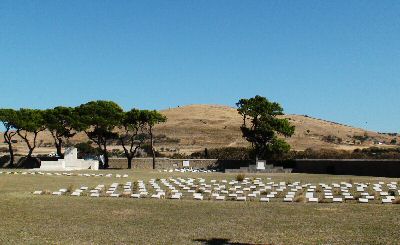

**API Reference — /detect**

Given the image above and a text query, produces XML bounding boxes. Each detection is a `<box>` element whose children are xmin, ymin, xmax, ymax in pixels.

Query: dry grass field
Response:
<box><xmin>1</xmin><ymin>170</ymin><xmax>400</xmax><ymax>244</ymax></box>
<box><xmin>1</xmin><ymin>104</ymin><xmax>399</xmax><ymax>156</ymax></box>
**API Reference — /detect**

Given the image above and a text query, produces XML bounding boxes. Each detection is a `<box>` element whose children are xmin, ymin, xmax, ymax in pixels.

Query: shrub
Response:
<box><xmin>75</xmin><ymin>141</ymin><xmax>101</xmax><ymax>157</ymax></box>
<box><xmin>0</xmin><ymin>147</ymin><xmax>9</xmax><ymax>153</ymax></box>
<box><xmin>141</xmin><ymin>144</ymin><xmax>165</xmax><ymax>157</ymax></box>
<box><xmin>321</xmin><ymin>135</ymin><xmax>343</xmax><ymax>144</ymax></box>
<box><xmin>67</xmin><ymin>185</ymin><xmax>74</xmax><ymax>193</ymax></box>
<box><xmin>110</xmin><ymin>149</ymin><xmax>124</xmax><ymax>157</ymax></box>
<box><xmin>120</xmin><ymin>193</ymin><xmax>131</xmax><ymax>198</ymax></box>
<box><xmin>43</xmin><ymin>190</ymin><xmax>51</xmax><ymax>195</ymax></box>
<box><xmin>236</xmin><ymin>174</ymin><xmax>245</xmax><ymax>182</ymax></box>
<box><xmin>191</xmin><ymin>147</ymin><xmax>251</xmax><ymax>160</ymax></box>
<box><xmin>170</xmin><ymin>153</ymin><xmax>190</xmax><ymax>159</ymax></box>
<box><xmin>294</xmin><ymin>195</ymin><xmax>305</xmax><ymax>203</ymax></box>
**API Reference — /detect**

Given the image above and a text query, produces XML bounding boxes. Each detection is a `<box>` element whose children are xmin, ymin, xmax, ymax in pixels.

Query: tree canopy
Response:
<box><xmin>118</xmin><ymin>109</ymin><xmax>148</xmax><ymax>168</ymax></box>
<box><xmin>75</xmin><ymin>100</ymin><xmax>124</xmax><ymax>168</ymax></box>
<box><xmin>0</xmin><ymin>109</ymin><xmax>19</xmax><ymax>166</ymax></box>
<box><xmin>141</xmin><ymin>110</ymin><xmax>167</xmax><ymax>169</ymax></box>
<box><xmin>0</xmin><ymin>101</ymin><xmax>167</xmax><ymax>169</ymax></box>
<box><xmin>43</xmin><ymin>106</ymin><xmax>77</xmax><ymax>157</ymax></box>
<box><xmin>236</xmin><ymin>95</ymin><xmax>295</xmax><ymax>160</ymax></box>
<box><xmin>13</xmin><ymin>109</ymin><xmax>46</xmax><ymax>159</ymax></box>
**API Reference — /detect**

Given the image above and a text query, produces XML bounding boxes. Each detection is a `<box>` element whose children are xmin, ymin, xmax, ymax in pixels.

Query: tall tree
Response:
<box><xmin>75</xmin><ymin>101</ymin><xmax>123</xmax><ymax>169</ymax></box>
<box><xmin>0</xmin><ymin>109</ymin><xmax>18</xmax><ymax>167</ymax></box>
<box><xmin>43</xmin><ymin>106</ymin><xmax>77</xmax><ymax>157</ymax></box>
<box><xmin>142</xmin><ymin>110</ymin><xmax>167</xmax><ymax>169</ymax></box>
<box><xmin>118</xmin><ymin>109</ymin><xmax>148</xmax><ymax>169</ymax></box>
<box><xmin>14</xmin><ymin>109</ymin><xmax>46</xmax><ymax>159</ymax></box>
<box><xmin>236</xmin><ymin>95</ymin><xmax>295</xmax><ymax>160</ymax></box>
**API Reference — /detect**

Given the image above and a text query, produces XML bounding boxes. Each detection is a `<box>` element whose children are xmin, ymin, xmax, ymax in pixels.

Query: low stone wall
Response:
<box><xmin>294</xmin><ymin>159</ymin><xmax>400</xmax><ymax>177</ymax></box>
<box><xmin>109</xmin><ymin>158</ymin><xmax>219</xmax><ymax>169</ymax></box>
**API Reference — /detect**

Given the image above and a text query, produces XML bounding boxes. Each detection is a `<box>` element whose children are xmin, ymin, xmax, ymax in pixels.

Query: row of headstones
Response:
<box><xmin>33</xmin><ymin>178</ymin><xmax>400</xmax><ymax>204</ymax></box>
<box><xmin>283</xmin><ymin>181</ymin><xmax>399</xmax><ymax>203</ymax></box>
<box><xmin>0</xmin><ymin>171</ymin><xmax>128</xmax><ymax>178</ymax></box>
<box><xmin>159</xmin><ymin>168</ymin><xmax>218</xmax><ymax>173</ymax></box>
<box><xmin>161</xmin><ymin>178</ymin><xmax>400</xmax><ymax>203</ymax></box>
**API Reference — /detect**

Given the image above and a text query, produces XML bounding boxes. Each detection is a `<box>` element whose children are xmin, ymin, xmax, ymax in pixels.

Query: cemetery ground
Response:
<box><xmin>1</xmin><ymin>170</ymin><xmax>400</xmax><ymax>244</ymax></box>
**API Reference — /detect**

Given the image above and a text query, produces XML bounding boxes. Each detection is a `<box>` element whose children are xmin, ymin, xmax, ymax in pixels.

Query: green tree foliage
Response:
<box><xmin>13</xmin><ymin>109</ymin><xmax>46</xmax><ymax>159</ymax></box>
<box><xmin>190</xmin><ymin>147</ymin><xmax>251</xmax><ymax>160</ymax></box>
<box><xmin>141</xmin><ymin>110</ymin><xmax>167</xmax><ymax>169</ymax></box>
<box><xmin>74</xmin><ymin>141</ymin><xmax>101</xmax><ymax>158</ymax></box>
<box><xmin>0</xmin><ymin>109</ymin><xmax>18</xmax><ymax>166</ymax></box>
<box><xmin>118</xmin><ymin>109</ymin><xmax>149</xmax><ymax>169</ymax></box>
<box><xmin>74</xmin><ymin>101</ymin><xmax>124</xmax><ymax>168</ymax></box>
<box><xmin>236</xmin><ymin>95</ymin><xmax>295</xmax><ymax>160</ymax></box>
<box><xmin>43</xmin><ymin>106</ymin><xmax>77</xmax><ymax>157</ymax></box>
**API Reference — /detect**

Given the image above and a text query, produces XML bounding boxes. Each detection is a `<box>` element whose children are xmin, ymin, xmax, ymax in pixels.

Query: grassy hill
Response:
<box><xmin>1</xmin><ymin>104</ymin><xmax>399</xmax><ymax>155</ymax></box>
<box><xmin>155</xmin><ymin>104</ymin><xmax>399</xmax><ymax>154</ymax></box>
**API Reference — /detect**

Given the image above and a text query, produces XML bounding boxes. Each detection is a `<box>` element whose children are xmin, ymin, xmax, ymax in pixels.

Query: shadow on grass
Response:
<box><xmin>193</xmin><ymin>238</ymin><xmax>268</xmax><ymax>245</ymax></box>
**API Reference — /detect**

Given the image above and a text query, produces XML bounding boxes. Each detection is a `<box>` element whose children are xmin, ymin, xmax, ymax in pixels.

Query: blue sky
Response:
<box><xmin>0</xmin><ymin>1</ymin><xmax>399</xmax><ymax>132</ymax></box>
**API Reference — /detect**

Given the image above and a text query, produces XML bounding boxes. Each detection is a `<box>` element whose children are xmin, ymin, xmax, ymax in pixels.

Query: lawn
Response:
<box><xmin>1</xmin><ymin>170</ymin><xmax>400</xmax><ymax>244</ymax></box>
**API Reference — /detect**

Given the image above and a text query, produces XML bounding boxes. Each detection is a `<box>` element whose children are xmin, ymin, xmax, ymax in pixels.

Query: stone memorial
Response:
<box><xmin>36</xmin><ymin>148</ymin><xmax>99</xmax><ymax>171</ymax></box>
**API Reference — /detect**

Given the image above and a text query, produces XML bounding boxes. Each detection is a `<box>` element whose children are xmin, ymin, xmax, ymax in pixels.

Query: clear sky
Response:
<box><xmin>0</xmin><ymin>1</ymin><xmax>399</xmax><ymax>132</ymax></box>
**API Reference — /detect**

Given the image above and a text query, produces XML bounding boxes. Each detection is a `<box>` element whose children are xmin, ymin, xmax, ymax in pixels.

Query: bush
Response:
<box><xmin>110</xmin><ymin>149</ymin><xmax>124</xmax><ymax>157</ymax></box>
<box><xmin>291</xmin><ymin>147</ymin><xmax>400</xmax><ymax>160</ymax></box>
<box><xmin>153</xmin><ymin>134</ymin><xmax>180</xmax><ymax>144</ymax></box>
<box><xmin>0</xmin><ymin>147</ymin><xmax>8</xmax><ymax>153</ymax></box>
<box><xmin>191</xmin><ymin>147</ymin><xmax>251</xmax><ymax>160</ymax></box>
<box><xmin>67</xmin><ymin>185</ymin><xmax>74</xmax><ymax>193</ymax></box>
<box><xmin>322</xmin><ymin>135</ymin><xmax>342</xmax><ymax>144</ymax></box>
<box><xmin>141</xmin><ymin>144</ymin><xmax>165</xmax><ymax>157</ymax></box>
<box><xmin>294</xmin><ymin>195</ymin><xmax>305</xmax><ymax>203</ymax></box>
<box><xmin>236</xmin><ymin>174</ymin><xmax>245</xmax><ymax>182</ymax></box>
<box><xmin>170</xmin><ymin>153</ymin><xmax>190</xmax><ymax>159</ymax></box>
<box><xmin>75</xmin><ymin>141</ymin><xmax>101</xmax><ymax>157</ymax></box>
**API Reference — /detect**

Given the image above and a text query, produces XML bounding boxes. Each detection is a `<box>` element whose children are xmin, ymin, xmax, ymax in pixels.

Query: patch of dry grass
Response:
<box><xmin>0</xmin><ymin>170</ymin><xmax>400</xmax><ymax>244</ymax></box>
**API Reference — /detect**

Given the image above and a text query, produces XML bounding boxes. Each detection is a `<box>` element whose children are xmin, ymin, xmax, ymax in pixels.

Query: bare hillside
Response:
<box><xmin>1</xmin><ymin>104</ymin><xmax>399</xmax><ymax>155</ymax></box>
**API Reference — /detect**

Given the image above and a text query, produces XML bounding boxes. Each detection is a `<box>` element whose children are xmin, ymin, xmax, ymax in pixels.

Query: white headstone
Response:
<box><xmin>256</xmin><ymin>160</ymin><xmax>266</xmax><ymax>170</ymax></box>
<box><xmin>183</xmin><ymin>160</ymin><xmax>190</xmax><ymax>167</ymax></box>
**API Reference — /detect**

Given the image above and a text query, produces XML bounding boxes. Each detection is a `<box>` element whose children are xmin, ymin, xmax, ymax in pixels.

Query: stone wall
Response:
<box><xmin>109</xmin><ymin>158</ymin><xmax>219</xmax><ymax>169</ymax></box>
<box><xmin>294</xmin><ymin>159</ymin><xmax>400</xmax><ymax>177</ymax></box>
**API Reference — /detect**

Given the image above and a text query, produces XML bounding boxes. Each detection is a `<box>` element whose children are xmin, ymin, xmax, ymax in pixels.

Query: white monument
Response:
<box><xmin>256</xmin><ymin>160</ymin><xmax>266</xmax><ymax>170</ymax></box>
<box><xmin>36</xmin><ymin>147</ymin><xmax>99</xmax><ymax>171</ymax></box>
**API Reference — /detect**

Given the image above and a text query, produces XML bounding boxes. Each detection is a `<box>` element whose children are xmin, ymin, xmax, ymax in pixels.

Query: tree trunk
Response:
<box><xmin>3</xmin><ymin>129</ymin><xmax>15</xmax><ymax>168</ymax></box>
<box><xmin>27</xmin><ymin>147</ymin><xmax>34</xmax><ymax>159</ymax></box>
<box><xmin>150</xmin><ymin>127</ymin><xmax>156</xmax><ymax>169</ymax></box>
<box><xmin>127</xmin><ymin>156</ymin><xmax>133</xmax><ymax>169</ymax></box>
<box><xmin>103</xmin><ymin>147</ymin><xmax>109</xmax><ymax>169</ymax></box>
<box><xmin>7</xmin><ymin>141</ymin><xmax>14</xmax><ymax>167</ymax></box>
<box><xmin>18</xmin><ymin>130</ymin><xmax>36</xmax><ymax>159</ymax></box>
<box><xmin>56</xmin><ymin>139</ymin><xmax>63</xmax><ymax>158</ymax></box>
